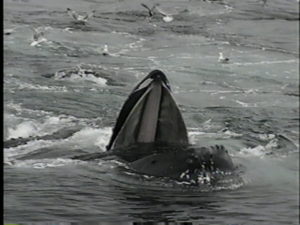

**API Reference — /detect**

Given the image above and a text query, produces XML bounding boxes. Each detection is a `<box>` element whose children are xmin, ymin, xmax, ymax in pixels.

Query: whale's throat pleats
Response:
<box><xmin>156</xmin><ymin>84</ymin><xmax>188</xmax><ymax>144</ymax></box>
<box><xmin>137</xmin><ymin>80</ymin><xmax>162</xmax><ymax>143</ymax></box>
<box><xmin>113</xmin><ymin>79</ymin><xmax>188</xmax><ymax>149</ymax></box>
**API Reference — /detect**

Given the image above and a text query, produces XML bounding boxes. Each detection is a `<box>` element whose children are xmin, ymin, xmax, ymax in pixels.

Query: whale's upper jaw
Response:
<box><xmin>106</xmin><ymin>70</ymin><xmax>188</xmax><ymax>151</ymax></box>
<box><xmin>145</xmin><ymin>69</ymin><xmax>171</xmax><ymax>90</ymax></box>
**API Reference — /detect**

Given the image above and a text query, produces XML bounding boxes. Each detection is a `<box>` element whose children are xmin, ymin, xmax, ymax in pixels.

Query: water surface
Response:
<box><xmin>4</xmin><ymin>0</ymin><xmax>299</xmax><ymax>224</ymax></box>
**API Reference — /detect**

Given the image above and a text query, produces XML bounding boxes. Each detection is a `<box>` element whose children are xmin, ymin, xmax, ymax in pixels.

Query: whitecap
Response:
<box><xmin>232</xmin><ymin>59</ymin><xmax>296</xmax><ymax>66</ymax></box>
<box><xmin>7</xmin><ymin>121</ymin><xmax>39</xmax><ymax>139</ymax></box>
<box><xmin>239</xmin><ymin>137</ymin><xmax>279</xmax><ymax>158</ymax></box>
<box><xmin>235</xmin><ymin>100</ymin><xmax>257</xmax><ymax>107</ymax></box>
<box><xmin>30</xmin><ymin>37</ymin><xmax>48</xmax><ymax>47</ymax></box>
<box><xmin>17</xmin><ymin>82</ymin><xmax>68</xmax><ymax>92</ymax></box>
<box><xmin>68</xmin><ymin>127</ymin><xmax>111</xmax><ymax>150</ymax></box>
<box><xmin>6</xmin><ymin>115</ymin><xmax>79</xmax><ymax>140</ymax></box>
<box><xmin>10</xmin><ymin>158</ymin><xmax>85</xmax><ymax>169</ymax></box>
<box><xmin>239</xmin><ymin>145</ymin><xmax>266</xmax><ymax>157</ymax></box>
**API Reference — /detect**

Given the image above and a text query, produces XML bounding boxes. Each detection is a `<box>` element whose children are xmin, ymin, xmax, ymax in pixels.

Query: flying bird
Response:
<box><xmin>66</xmin><ymin>8</ymin><xmax>95</xmax><ymax>24</ymax></box>
<box><xmin>30</xmin><ymin>27</ymin><xmax>47</xmax><ymax>46</ymax></box>
<box><xmin>141</xmin><ymin>3</ymin><xmax>159</xmax><ymax>18</ymax></box>
<box><xmin>141</xmin><ymin>3</ymin><xmax>174</xmax><ymax>22</ymax></box>
<box><xmin>155</xmin><ymin>5</ymin><xmax>174</xmax><ymax>22</ymax></box>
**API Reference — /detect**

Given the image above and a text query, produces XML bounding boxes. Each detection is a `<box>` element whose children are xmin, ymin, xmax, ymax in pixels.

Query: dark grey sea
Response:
<box><xmin>4</xmin><ymin>0</ymin><xmax>299</xmax><ymax>224</ymax></box>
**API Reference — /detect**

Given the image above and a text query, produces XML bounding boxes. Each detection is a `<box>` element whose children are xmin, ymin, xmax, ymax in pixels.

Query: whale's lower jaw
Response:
<box><xmin>129</xmin><ymin>165</ymin><xmax>237</xmax><ymax>187</ymax></box>
<box><xmin>71</xmin><ymin>143</ymin><xmax>236</xmax><ymax>183</ymax></box>
<box><xmin>125</xmin><ymin>144</ymin><xmax>235</xmax><ymax>182</ymax></box>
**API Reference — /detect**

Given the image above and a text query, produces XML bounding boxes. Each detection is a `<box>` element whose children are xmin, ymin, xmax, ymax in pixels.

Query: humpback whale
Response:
<box><xmin>73</xmin><ymin>70</ymin><xmax>236</xmax><ymax>184</ymax></box>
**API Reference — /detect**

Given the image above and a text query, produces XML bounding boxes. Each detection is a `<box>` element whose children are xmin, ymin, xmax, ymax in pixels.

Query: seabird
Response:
<box><xmin>102</xmin><ymin>44</ymin><xmax>110</xmax><ymax>56</ymax></box>
<box><xmin>155</xmin><ymin>5</ymin><xmax>174</xmax><ymax>22</ymax></box>
<box><xmin>4</xmin><ymin>28</ymin><xmax>15</xmax><ymax>36</ymax></box>
<box><xmin>30</xmin><ymin>27</ymin><xmax>47</xmax><ymax>46</ymax></box>
<box><xmin>141</xmin><ymin>3</ymin><xmax>174</xmax><ymax>22</ymax></box>
<box><xmin>141</xmin><ymin>3</ymin><xmax>159</xmax><ymax>19</ymax></box>
<box><xmin>218</xmin><ymin>52</ymin><xmax>229</xmax><ymax>63</ymax></box>
<box><xmin>66</xmin><ymin>8</ymin><xmax>95</xmax><ymax>24</ymax></box>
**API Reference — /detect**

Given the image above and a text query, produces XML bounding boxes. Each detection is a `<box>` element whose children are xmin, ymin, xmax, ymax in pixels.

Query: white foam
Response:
<box><xmin>4</xmin><ymin>28</ymin><xmax>15</xmax><ymax>34</ymax></box>
<box><xmin>265</xmin><ymin>139</ymin><xmax>278</xmax><ymax>149</ymax></box>
<box><xmin>4</xmin><ymin>126</ymin><xmax>110</xmax><ymax>161</ymax></box>
<box><xmin>127</xmin><ymin>38</ymin><xmax>146</xmax><ymax>50</ymax></box>
<box><xmin>5</xmin><ymin>102</ymin><xmax>52</xmax><ymax>117</ymax></box>
<box><xmin>64</xmin><ymin>27</ymin><xmax>73</xmax><ymax>33</ymax></box>
<box><xmin>240</xmin><ymin>145</ymin><xmax>266</xmax><ymax>157</ymax></box>
<box><xmin>84</xmin><ymin>74</ymin><xmax>107</xmax><ymax>86</ymax></box>
<box><xmin>4</xmin><ymin>139</ymin><xmax>61</xmax><ymax>159</ymax></box>
<box><xmin>11</xmin><ymin>158</ymin><xmax>85</xmax><ymax>169</ymax></box>
<box><xmin>7</xmin><ymin>77</ymin><xmax>68</xmax><ymax>92</ymax></box>
<box><xmin>239</xmin><ymin>138</ymin><xmax>278</xmax><ymax>158</ymax></box>
<box><xmin>30</xmin><ymin>37</ymin><xmax>48</xmax><ymax>47</ymax></box>
<box><xmin>222</xmin><ymin>129</ymin><xmax>243</xmax><ymax>137</ymax></box>
<box><xmin>69</xmin><ymin>127</ymin><xmax>112</xmax><ymax>150</ymax></box>
<box><xmin>188</xmin><ymin>127</ymin><xmax>242</xmax><ymax>144</ymax></box>
<box><xmin>18</xmin><ymin>82</ymin><xmax>68</xmax><ymax>92</ymax></box>
<box><xmin>235</xmin><ymin>100</ymin><xmax>257</xmax><ymax>108</ymax></box>
<box><xmin>6</xmin><ymin>115</ymin><xmax>78</xmax><ymax>140</ymax></box>
<box><xmin>212</xmin><ymin>182</ymin><xmax>244</xmax><ymax>191</ymax></box>
<box><xmin>232</xmin><ymin>59</ymin><xmax>296</xmax><ymax>66</ymax></box>
<box><xmin>258</xmin><ymin>133</ymin><xmax>276</xmax><ymax>141</ymax></box>
<box><xmin>55</xmin><ymin>71</ymin><xmax>107</xmax><ymax>86</ymax></box>
<box><xmin>7</xmin><ymin>121</ymin><xmax>39</xmax><ymax>139</ymax></box>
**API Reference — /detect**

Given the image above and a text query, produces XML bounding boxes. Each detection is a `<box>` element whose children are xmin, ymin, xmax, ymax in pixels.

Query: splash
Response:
<box><xmin>8</xmin><ymin>158</ymin><xmax>85</xmax><ymax>169</ymax></box>
<box><xmin>7</xmin><ymin>121</ymin><xmax>39</xmax><ymax>139</ymax></box>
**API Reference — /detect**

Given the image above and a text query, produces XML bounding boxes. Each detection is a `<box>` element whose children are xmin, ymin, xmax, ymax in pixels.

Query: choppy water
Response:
<box><xmin>3</xmin><ymin>0</ymin><xmax>299</xmax><ymax>224</ymax></box>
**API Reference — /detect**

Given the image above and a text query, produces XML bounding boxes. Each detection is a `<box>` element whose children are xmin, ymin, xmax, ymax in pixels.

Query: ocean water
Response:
<box><xmin>3</xmin><ymin>0</ymin><xmax>299</xmax><ymax>224</ymax></box>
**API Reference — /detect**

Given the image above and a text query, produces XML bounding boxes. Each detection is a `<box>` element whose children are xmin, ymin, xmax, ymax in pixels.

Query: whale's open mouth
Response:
<box><xmin>120</xmin><ymin>159</ymin><xmax>244</xmax><ymax>189</ymax></box>
<box><xmin>106</xmin><ymin>69</ymin><xmax>189</xmax><ymax>151</ymax></box>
